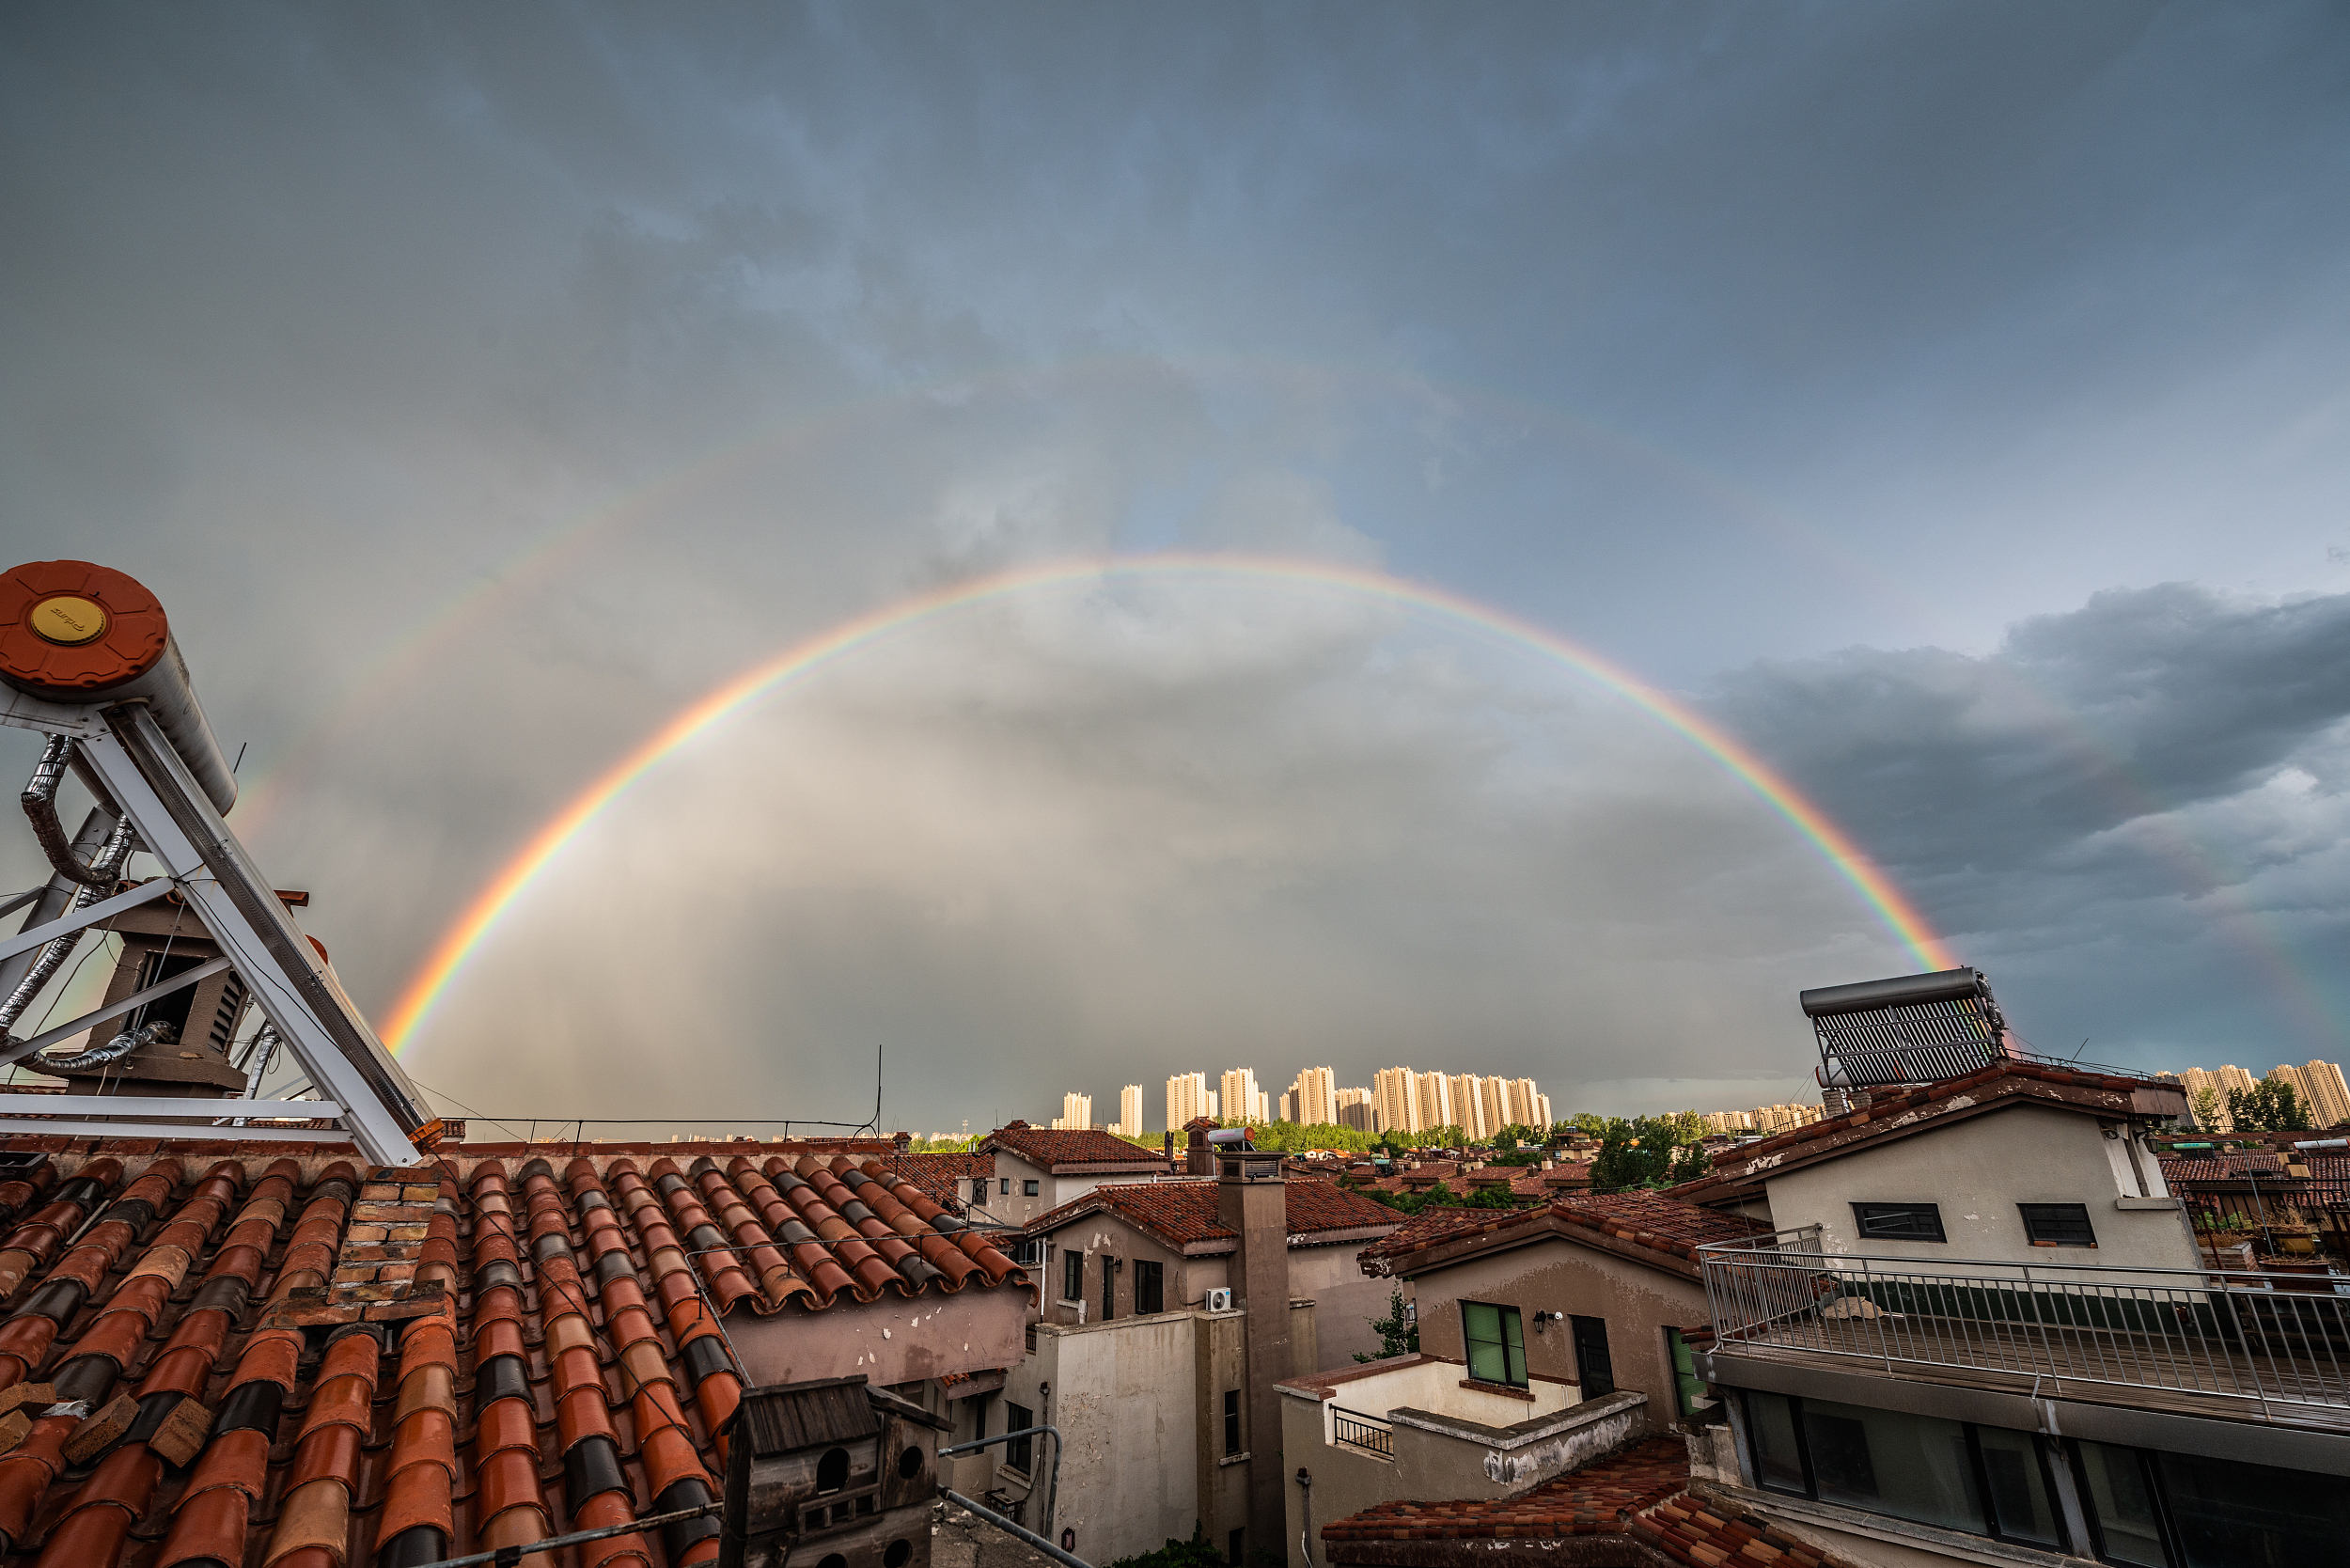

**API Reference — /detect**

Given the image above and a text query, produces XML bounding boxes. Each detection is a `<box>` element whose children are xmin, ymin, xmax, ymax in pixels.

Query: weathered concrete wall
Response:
<box><xmin>1001</xmin><ymin>1313</ymin><xmax>1203</xmax><ymax>1566</ymax></box>
<box><xmin>1390</xmin><ymin>1391</ymin><xmax>1649</xmax><ymax>1500</ymax></box>
<box><xmin>1408</xmin><ymin>1242</ymin><xmax>1706</xmax><ymax>1437</ymax></box>
<box><xmin>1042</xmin><ymin>1213</ymin><xmax>1193</xmax><ymax>1326</ymax></box>
<box><xmin>1762</xmin><ymin>1101</ymin><xmax>2202</xmax><ymax>1278</ymax></box>
<box><xmin>727</xmin><ymin>1284</ymin><xmax>1026</xmax><ymax>1387</ymax></box>
<box><xmin>1292</xmin><ymin>1243</ymin><xmax>1403</xmax><ymax>1367</ymax></box>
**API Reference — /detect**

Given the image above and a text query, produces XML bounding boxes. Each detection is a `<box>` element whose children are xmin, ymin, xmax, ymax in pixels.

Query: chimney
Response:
<box><xmin>1184</xmin><ymin>1117</ymin><xmax>1217</xmax><ymax>1176</ymax></box>
<box><xmin>1216</xmin><ymin>1142</ymin><xmax>1290</xmax><ymax>1563</ymax></box>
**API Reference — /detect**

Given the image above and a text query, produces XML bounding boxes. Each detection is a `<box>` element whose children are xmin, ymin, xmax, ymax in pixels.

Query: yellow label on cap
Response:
<box><xmin>27</xmin><ymin>595</ymin><xmax>108</xmax><ymax>646</ymax></box>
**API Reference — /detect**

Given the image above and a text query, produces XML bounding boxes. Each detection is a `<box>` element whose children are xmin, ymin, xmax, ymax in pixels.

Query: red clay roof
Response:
<box><xmin>1671</xmin><ymin>1061</ymin><xmax>2188</xmax><ymax>1203</ymax></box>
<box><xmin>1028</xmin><ymin>1177</ymin><xmax>1399</xmax><ymax>1250</ymax></box>
<box><xmin>1320</xmin><ymin>1436</ymin><xmax>1856</xmax><ymax>1567</ymax></box>
<box><xmin>1360</xmin><ymin>1191</ymin><xmax>1770</xmax><ymax>1280</ymax></box>
<box><xmin>981</xmin><ymin>1124</ymin><xmax>1168</xmax><ymax>1171</ymax></box>
<box><xmin>0</xmin><ymin>1136</ymin><xmax>1026</xmax><ymax>1566</ymax></box>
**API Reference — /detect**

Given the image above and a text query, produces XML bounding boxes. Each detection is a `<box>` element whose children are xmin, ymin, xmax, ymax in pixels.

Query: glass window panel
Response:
<box><xmin>1852</xmin><ymin>1202</ymin><xmax>1947</xmax><ymax>1242</ymax></box>
<box><xmin>1502</xmin><ymin>1305</ymin><xmax>1527</xmax><ymax>1386</ymax></box>
<box><xmin>2018</xmin><ymin>1203</ymin><xmax>2097</xmax><ymax>1247</ymax></box>
<box><xmin>2155</xmin><ymin>1449</ymin><xmax>2350</xmax><ymax>1568</ymax></box>
<box><xmin>1463</xmin><ymin>1302</ymin><xmax>1507</xmax><ymax>1384</ymax></box>
<box><xmin>1976</xmin><ymin>1428</ymin><xmax>2061</xmax><ymax>1549</ymax></box>
<box><xmin>1800</xmin><ymin>1398</ymin><xmax>1985</xmax><ymax>1534</ymax></box>
<box><xmin>2076</xmin><ymin>1442</ymin><xmax>2169</xmax><ymax>1568</ymax></box>
<box><xmin>1746</xmin><ymin>1390</ymin><xmax>1806</xmax><ymax>1495</ymax></box>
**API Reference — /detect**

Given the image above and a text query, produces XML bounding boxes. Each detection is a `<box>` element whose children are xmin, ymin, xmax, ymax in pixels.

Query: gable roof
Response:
<box><xmin>1027</xmin><ymin>1177</ymin><xmax>1401</xmax><ymax>1254</ymax></box>
<box><xmin>980</xmin><ymin>1123</ymin><xmax>1169</xmax><ymax>1173</ymax></box>
<box><xmin>1668</xmin><ymin>1061</ymin><xmax>2189</xmax><ymax>1205</ymax></box>
<box><xmin>1359</xmin><ymin>1190</ymin><xmax>1771</xmax><ymax>1282</ymax></box>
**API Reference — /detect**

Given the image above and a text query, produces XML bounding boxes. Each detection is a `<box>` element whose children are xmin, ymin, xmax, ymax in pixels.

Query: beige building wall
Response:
<box><xmin>2295</xmin><ymin>1059</ymin><xmax>2350</xmax><ymax>1128</ymax></box>
<box><xmin>1406</xmin><ymin>1240</ymin><xmax>1708</xmax><ymax>1439</ymax></box>
<box><xmin>1417</xmin><ymin>1071</ymin><xmax>1456</xmax><ymax>1134</ymax></box>
<box><xmin>1288</xmin><ymin>1066</ymin><xmax>1337</xmax><ymax>1126</ymax></box>
<box><xmin>1115</xmin><ymin>1084</ymin><xmax>1144</xmax><ymax>1137</ymax></box>
<box><xmin>1758</xmin><ymin>1102</ymin><xmax>2200</xmax><ymax>1279</ymax></box>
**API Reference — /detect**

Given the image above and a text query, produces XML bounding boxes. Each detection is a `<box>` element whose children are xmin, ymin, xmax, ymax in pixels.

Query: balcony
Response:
<box><xmin>1698</xmin><ymin>1227</ymin><xmax>2350</xmax><ymax>1434</ymax></box>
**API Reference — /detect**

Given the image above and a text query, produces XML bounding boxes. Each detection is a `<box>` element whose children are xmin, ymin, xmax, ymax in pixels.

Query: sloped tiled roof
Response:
<box><xmin>1359</xmin><ymin>1191</ymin><xmax>1770</xmax><ymax>1280</ymax></box>
<box><xmin>1670</xmin><ymin>1062</ymin><xmax>2187</xmax><ymax>1204</ymax></box>
<box><xmin>1321</xmin><ymin>1436</ymin><xmax>1857</xmax><ymax>1568</ymax></box>
<box><xmin>1027</xmin><ymin>1178</ymin><xmax>1400</xmax><ymax>1252</ymax></box>
<box><xmin>0</xmin><ymin>1136</ymin><xmax>1026</xmax><ymax>1567</ymax></box>
<box><xmin>981</xmin><ymin>1124</ymin><xmax>1168</xmax><ymax>1171</ymax></box>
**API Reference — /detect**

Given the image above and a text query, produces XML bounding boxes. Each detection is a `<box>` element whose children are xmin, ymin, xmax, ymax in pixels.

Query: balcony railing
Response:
<box><xmin>1698</xmin><ymin>1228</ymin><xmax>2349</xmax><ymax>1430</ymax></box>
<box><xmin>1330</xmin><ymin>1404</ymin><xmax>1394</xmax><ymax>1458</ymax></box>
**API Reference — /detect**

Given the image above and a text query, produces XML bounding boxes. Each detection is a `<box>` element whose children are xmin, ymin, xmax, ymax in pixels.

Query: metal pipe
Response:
<box><xmin>0</xmin><ymin>813</ymin><xmax>138</xmax><ymax>1042</ymax></box>
<box><xmin>2293</xmin><ymin>1138</ymin><xmax>2348</xmax><ymax>1152</ymax></box>
<box><xmin>942</xmin><ymin>1490</ymin><xmax>1094</xmax><ymax>1568</ymax></box>
<box><xmin>0</xmin><ymin>805</ymin><xmax>117</xmax><ymax>1011</ymax></box>
<box><xmin>20</xmin><ymin>737</ymin><xmax>114</xmax><ymax>886</ymax></box>
<box><xmin>36</xmin><ymin>1016</ymin><xmax>176</xmax><ymax>1074</ymax></box>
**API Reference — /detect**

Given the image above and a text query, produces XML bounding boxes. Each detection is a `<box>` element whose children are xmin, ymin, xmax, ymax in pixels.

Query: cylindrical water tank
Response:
<box><xmin>0</xmin><ymin>560</ymin><xmax>239</xmax><ymax>814</ymax></box>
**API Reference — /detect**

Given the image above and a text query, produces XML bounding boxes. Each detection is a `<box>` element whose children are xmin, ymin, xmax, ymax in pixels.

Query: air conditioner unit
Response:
<box><xmin>1205</xmin><ymin>1288</ymin><xmax>1233</xmax><ymax>1312</ymax></box>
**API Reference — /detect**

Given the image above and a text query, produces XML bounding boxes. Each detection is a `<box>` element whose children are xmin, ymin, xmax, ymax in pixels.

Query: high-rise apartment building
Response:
<box><xmin>1220</xmin><ymin>1068</ymin><xmax>1268</xmax><ymax>1125</ymax></box>
<box><xmin>1336</xmin><ymin>1087</ymin><xmax>1373</xmax><ymax>1132</ymax></box>
<box><xmin>1166</xmin><ymin>1072</ymin><xmax>1211</xmax><ymax>1132</ymax></box>
<box><xmin>2292</xmin><ymin>1060</ymin><xmax>2350</xmax><ymax>1128</ymax></box>
<box><xmin>1446</xmin><ymin>1074</ymin><xmax>1484</xmax><ymax>1140</ymax></box>
<box><xmin>1371</xmin><ymin>1068</ymin><xmax>1420</xmax><ymax>1136</ymax></box>
<box><xmin>1286</xmin><ymin>1066</ymin><xmax>1338</xmax><ymax>1127</ymax></box>
<box><xmin>1499</xmin><ymin>1078</ymin><xmax>1544</xmax><ymax>1130</ymax></box>
<box><xmin>2172</xmin><ymin>1065</ymin><xmax>2261</xmax><ymax>1131</ymax></box>
<box><xmin>1112</xmin><ymin>1084</ymin><xmax>1144</xmax><ymax>1137</ymax></box>
<box><xmin>1416</xmin><ymin>1072</ymin><xmax>1456</xmax><ymax>1137</ymax></box>
<box><xmin>1051</xmin><ymin>1090</ymin><xmax>1093</xmax><ymax>1131</ymax></box>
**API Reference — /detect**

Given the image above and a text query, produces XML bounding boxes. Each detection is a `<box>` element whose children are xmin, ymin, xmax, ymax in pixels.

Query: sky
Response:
<box><xmin>3</xmin><ymin>4</ymin><xmax>2347</xmax><ymax>1134</ymax></box>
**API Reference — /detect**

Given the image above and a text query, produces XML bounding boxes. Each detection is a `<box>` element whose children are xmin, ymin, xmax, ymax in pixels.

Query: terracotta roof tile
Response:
<box><xmin>1028</xmin><ymin>1177</ymin><xmax>1400</xmax><ymax>1250</ymax></box>
<box><xmin>982</xmin><ymin>1124</ymin><xmax>1169</xmax><ymax>1170</ymax></box>
<box><xmin>0</xmin><ymin>1135</ymin><xmax>1027</xmax><ymax>1565</ymax></box>
<box><xmin>1359</xmin><ymin>1192</ymin><xmax>1770</xmax><ymax>1278</ymax></box>
<box><xmin>1321</xmin><ymin>1438</ymin><xmax>1864</xmax><ymax>1568</ymax></box>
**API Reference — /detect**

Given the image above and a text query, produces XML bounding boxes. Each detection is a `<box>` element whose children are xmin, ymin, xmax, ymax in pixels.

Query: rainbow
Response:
<box><xmin>381</xmin><ymin>555</ymin><xmax>1954</xmax><ymax>1052</ymax></box>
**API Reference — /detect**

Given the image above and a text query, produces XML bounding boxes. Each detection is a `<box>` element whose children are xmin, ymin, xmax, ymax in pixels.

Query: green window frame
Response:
<box><xmin>1461</xmin><ymin>1301</ymin><xmax>1527</xmax><ymax>1388</ymax></box>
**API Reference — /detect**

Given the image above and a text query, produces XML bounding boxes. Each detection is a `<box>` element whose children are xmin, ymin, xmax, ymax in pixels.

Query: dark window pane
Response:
<box><xmin>1800</xmin><ymin>1399</ymin><xmax>1984</xmax><ymax>1534</ymax></box>
<box><xmin>1136</xmin><ymin>1259</ymin><xmax>1164</xmax><ymax>1314</ymax></box>
<box><xmin>1101</xmin><ymin>1255</ymin><xmax>1115</xmax><ymax>1322</ymax></box>
<box><xmin>1024</xmin><ymin>1180</ymin><xmax>1039</xmax><ymax>1197</ymax></box>
<box><xmin>1746</xmin><ymin>1390</ymin><xmax>1806</xmax><ymax>1495</ymax></box>
<box><xmin>1063</xmin><ymin>1250</ymin><xmax>1083</xmax><ymax>1303</ymax></box>
<box><xmin>2018</xmin><ymin>1203</ymin><xmax>2097</xmax><ymax>1247</ymax></box>
<box><xmin>2156</xmin><ymin>1448</ymin><xmax>2350</xmax><ymax>1568</ymax></box>
<box><xmin>1006</xmin><ymin>1403</ymin><xmax>1033</xmax><ymax>1472</ymax></box>
<box><xmin>1570</xmin><ymin>1315</ymin><xmax>1612</xmax><ymax>1397</ymax></box>
<box><xmin>1224</xmin><ymin>1388</ymin><xmax>1241</xmax><ymax>1455</ymax></box>
<box><xmin>1977</xmin><ymin>1428</ymin><xmax>2062</xmax><ymax>1549</ymax></box>
<box><xmin>1852</xmin><ymin>1202</ymin><xmax>1947</xmax><ymax>1242</ymax></box>
<box><xmin>2076</xmin><ymin>1442</ymin><xmax>2169</xmax><ymax>1567</ymax></box>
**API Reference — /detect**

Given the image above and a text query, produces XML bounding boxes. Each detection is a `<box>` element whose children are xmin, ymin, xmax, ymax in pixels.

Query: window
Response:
<box><xmin>1223</xmin><ymin>1389</ymin><xmax>1242</xmax><ymax>1455</ymax></box>
<box><xmin>1227</xmin><ymin>1529</ymin><xmax>1245</xmax><ymax>1567</ymax></box>
<box><xmin>972</xmin><ymin>1180</ymin><xmax>987</xmax><ymax>1204</ymax></box>
<box><xmin>2075</xmin><ymin>1442</ymin><xmax>2168</xmax><ymax>1567</ymax></box>
<box><xmin>1664</xmin><ymin>1328</ymin><xmax>1708</xmax><ymax>1416</ymax></box>
<box><xmin>1461</xmin><ymin>1302</ymin><xmax>1528</xmax><ymax>1388</ymax></box>
<box><xmin>1740</xmin><ymin>1391</ymin><xmax>2068</xmax><ymax>1550</ymax></box>
<box><xmin>1852</xmin><ymin>1202</ymin><xmax>1947</xmax><ymax>1242</ymax></box>
<box><xmin>999</xmin><ymin>1178</ymin><xmax>1010</xmax><ymax>1196</ymax></box>
<box><xmin>1570</xmin><ymin>1315</ymin><xmax>1613</xmax><ymax>1397</ymax></box>
<box><xmin>1101</xmin><ymin>1254</ymin><xmax>1116</xmax><ymax>1322</ymax></box>
<box><xmin>1005</xmin><ymin>1403</ymin><xmax>1033</xmax><ymax>1473</ymax></box>
<box><xmin>2019</xmin><ymin>1203</ymin><xmax>2097</xmax><ymax>1247</ymax></box>
<box><xmin>1062</xmin><ymin>1250</ymin><xmax>1084</xmax><ymax>1303</ymax></box>
<box><xmin>1023</xmin><ymin>1179</ymin><xmax>1040</xmax><ymax>1197</ymax></box>
<box><xmin>1135</xmin><ymin>1259</ymin><xmax>1164</xmax><ymax>1314</ymax></box>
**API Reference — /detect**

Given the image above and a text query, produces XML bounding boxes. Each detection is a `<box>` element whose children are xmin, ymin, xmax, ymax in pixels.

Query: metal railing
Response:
<box><xmin>1698</xmin><ymin>1228</ymin><xmax>2350</xmax><ymax>1428</ymax></box>
<box><xmin>1329</xmin><ymin>1404</ymin><xmax>1394</xmax><ymax>1457</ymax></box>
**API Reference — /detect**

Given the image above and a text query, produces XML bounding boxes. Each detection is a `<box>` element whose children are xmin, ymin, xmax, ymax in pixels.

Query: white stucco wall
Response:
<box><xmin>1762</xmin><ymin>1102</ymin><xmax>2201</xmax><ymax>1278</ymax></box>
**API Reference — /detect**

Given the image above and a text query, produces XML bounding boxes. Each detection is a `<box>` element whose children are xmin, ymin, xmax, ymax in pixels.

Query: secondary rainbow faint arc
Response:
<box><xmin>381</xmin><ymin>555</ymin><xmax>1955</xmax><ymax>1052</ymax></box>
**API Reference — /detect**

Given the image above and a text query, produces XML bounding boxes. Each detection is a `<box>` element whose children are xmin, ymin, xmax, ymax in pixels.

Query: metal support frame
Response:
<box><xmin>0</xmin><ymin>954</ymin><xmax>231</xmax><ymax>1067</ymax></box>
<box><xmin>940</xmin><ymin>1423</ymin><xmax>1064</xmax><ymax>1537</ymax></box>
<box><xmin>0</xmin><ymin>691</ymin><xmax>434</xmax><ymax>1166</ymax></box>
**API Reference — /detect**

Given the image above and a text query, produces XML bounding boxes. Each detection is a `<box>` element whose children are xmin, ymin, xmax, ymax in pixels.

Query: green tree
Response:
<box><xmin>1353</xmin><ymin>1289</ymin><xmax>1421</xmax><ymax>1363</ymax></box>
<box><xmin>2228</xmin><ymin>1081</ymin><xmax>2312</xmax><ymax>1134</ymax></box>
<box><xmin>2189</xmin><ymin>1085</ymin><xmax>2223</xmax><ymax>1133</ymax></box>
<box><xmin>1590</xmin><ymin>1115</ymin><xmax>1712</xmax><ymax>1193</ymax></box>
<box><xmin>1104</xmin><ymin>1523</ymin><xmax>1225</xmax><ymax>1568</ymax></box>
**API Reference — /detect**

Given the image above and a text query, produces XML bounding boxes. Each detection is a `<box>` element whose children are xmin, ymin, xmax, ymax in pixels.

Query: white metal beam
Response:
<box><xmin>0</xmin><ymin>879</ymin><xmax>173</xmax><ymax>966</ymax></box>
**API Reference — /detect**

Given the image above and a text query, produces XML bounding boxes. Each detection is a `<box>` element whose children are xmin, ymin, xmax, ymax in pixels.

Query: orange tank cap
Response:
<box><xmin>0</xmin><ymin>561</ymin><xmax>169</xmax><ymax>698</ymax></box>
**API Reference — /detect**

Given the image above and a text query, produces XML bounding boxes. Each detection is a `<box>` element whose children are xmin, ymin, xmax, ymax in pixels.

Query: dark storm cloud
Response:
<box><xmin>4</xmin><ymin>5</ymin><xmax>2347</xmax><ymax>1117</ymax></box>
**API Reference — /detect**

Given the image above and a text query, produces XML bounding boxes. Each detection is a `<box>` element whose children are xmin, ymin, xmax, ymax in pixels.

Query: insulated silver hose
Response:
<box><xmin>0</xmin><ymin>814</ymin><xmax>140</xmax><ymax>1044</ymax></box>
<box><xmin>21</xmin><ymin>736</ymin><xmax>115</xmax><ymax>886</ymax></box>
<box><xmin>38</xmin><ymin>1017</ymin><xmax>175</xmax><ymax>1074</ymax></box>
